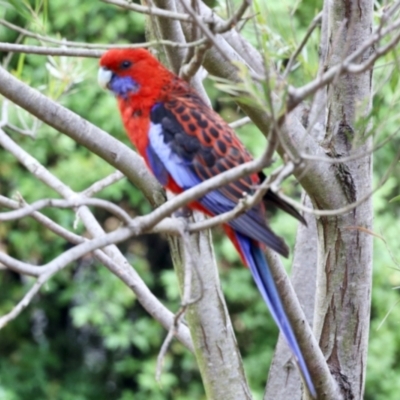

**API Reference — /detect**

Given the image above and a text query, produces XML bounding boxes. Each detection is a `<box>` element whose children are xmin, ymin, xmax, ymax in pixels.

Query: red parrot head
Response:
<box><xmin>98</xmin><ymin>48</ymin><xmax>173</xmax><ymax>100</ymax></box>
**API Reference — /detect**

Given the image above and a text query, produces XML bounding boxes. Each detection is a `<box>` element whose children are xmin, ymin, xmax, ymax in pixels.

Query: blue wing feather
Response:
<box><xmin>148</xmin><ymin>121</ymin><xmax>200</xmax><ymax>189</ymax></box>
<box><xmin>146</xmin><ymin>144</ymin><xmax>169</xmax><ymax>186</ymax></box>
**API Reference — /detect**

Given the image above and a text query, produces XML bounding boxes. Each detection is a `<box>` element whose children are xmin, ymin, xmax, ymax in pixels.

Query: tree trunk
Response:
<box><xmin>169</xmin><ymin>212</ymin><xmax>251</xmax><ymax>400</ymax></box>
<box><xmin>313</xmin><ymin>1</ymin><xmax>374</xmax><ymax>399</ymax></box>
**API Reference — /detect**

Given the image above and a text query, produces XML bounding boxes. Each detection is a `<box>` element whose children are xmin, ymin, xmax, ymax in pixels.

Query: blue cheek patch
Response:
<box><xmin>110</xmin><ymin>75</ymin><xmax>139</xmax><ymax>99</ymax></box>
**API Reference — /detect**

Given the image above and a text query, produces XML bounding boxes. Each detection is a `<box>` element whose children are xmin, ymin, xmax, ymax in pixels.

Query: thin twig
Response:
<box><xmin>178</xmin><ymin>0</ymin><xmax>232</xmax><ymax>63</ymax></box>
<box><xmin>0</xmin><ymin>39</ymin><xmax>207</xmax><ymax>58</ymax></box>
<box><xmin>376</xmin><ymin>299</ymin><xmax>400</xmax><ymax>330</ymax></box>
<box><xmin>156</xmin><ymin>304</ymin><xmax>188</xmax><ymax>381</ymax></box>
<box><xmin>0</xmin><ymin>99</ymin><xmax>9</xmax><ymax>127</ymax></box>
<box><xmin>187</xmin><ymin>163</ymin><xmax>295</xmax><ymax>232</ymax></box>
<box><xmin>277</xmin><ymin>144</ymin><xmax>400</xmax><ymax>217</ymax></box>
<box><xmin>0</xmin><ymin>18</ymin><xmax>206</xmax><ymax>51</ymax></box>
<box><xmin>156</xmin><ymin>217</ymin><xmax>203</xmax><ymax>382</ymax></box>
<box><xmin>283</xmin><ymin>12</ymin><xmax>322</xmax><ymax>78</ymax></box>
<box><xmin>80</xmin><ymin>170</ymin><xmax>125</xmax><ymax>197</ymax></box>
<box><xmin>213</xmin><ymin>0</ymin><xmax>251</xmax><ymax>33</ymax></box>
<box><xmin>288</xmin><ymin>15</ymin><xmax>400</xmax><ymax>110</ymax></box>
<box><xmin>300</xmin><ymin>126</ymin><xmax>400</xmax><ymax>164</ymax></box>
<box><xmin>179</xmin><ymin>41</ymin><xmax>212</xmax><ymax>80</ymax></box>
<box><xmin>101</xmin><ymin>0</ymin><xmax>209</xmax><ymax>22</ymax></box>
<box><xmin>0</xmin><ymin>43</ymin><xmax>102</xmax><ymax>58</ymax></box>
<box><xmin>0</xmin><ymin>271</ymin><xmax>54</xmax><ymax>329</ymax></box>
<box><xmin>228</xmin><ymin>116</ymin><xmax>251</xmax><ymax>129</ymax></box>
<box><xmin>5</xmin><ymin>122</ymin><xmax>36</xmax><ymax>137</ymax></box>
<box><xmin>0</xmin><ymin>197</ymin><xmax>132</xmax><ymax>224</ymax></box>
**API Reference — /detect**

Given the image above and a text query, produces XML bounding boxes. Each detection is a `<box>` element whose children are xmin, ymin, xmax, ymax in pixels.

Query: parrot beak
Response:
<box><xmin>98</xmin><ymin>67</ymin><xmax>113</xmax><ymax>89</ymax></box>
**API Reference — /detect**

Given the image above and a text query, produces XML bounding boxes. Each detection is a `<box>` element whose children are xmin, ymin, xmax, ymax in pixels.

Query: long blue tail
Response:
<box><xmin>235</xmin><ymin>231</ymin><xmax>316</xmax><ymax>398</ymax></box>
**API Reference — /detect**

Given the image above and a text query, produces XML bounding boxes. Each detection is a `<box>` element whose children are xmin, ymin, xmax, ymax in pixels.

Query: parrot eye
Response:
<box><xmin>120</xmin><ymin>60</ymin><xmax>132</xmax><ymax>70</ymax></box>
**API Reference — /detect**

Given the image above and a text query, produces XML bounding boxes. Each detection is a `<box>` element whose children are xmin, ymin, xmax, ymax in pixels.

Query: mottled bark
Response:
<box><xmin>169</xmin><ymin>212</ymin><xmax>251</xmax><ymax>400</ymax></box>
<box><xmin>313</xmin><ymin>1</ymin><xmax>374</xmax><ymax>399</ymax></box>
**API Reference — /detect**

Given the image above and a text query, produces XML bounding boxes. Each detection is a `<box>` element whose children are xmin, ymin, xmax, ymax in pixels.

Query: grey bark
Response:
<box><xmin>312</xmin><ymin>1</ymin><xmax>374</xmax><ymax>399</ymax></box>
<box><xmin>169</xmin><ymin>212</ymin><xmax>252</xmax><ymax>400</ymax></box>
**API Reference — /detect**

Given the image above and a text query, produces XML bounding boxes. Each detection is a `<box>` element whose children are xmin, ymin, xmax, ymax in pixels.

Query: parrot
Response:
<box><xmin>98</xmin><ymin>48</ymin><xmax>316</xmax><ymax>397</ymax></box>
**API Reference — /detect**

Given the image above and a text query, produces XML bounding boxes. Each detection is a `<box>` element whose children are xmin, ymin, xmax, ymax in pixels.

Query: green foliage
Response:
<box><xmin>1</xmin><ymin>0</ymin><xmax>400</xmax><ymax>399</ymax></box>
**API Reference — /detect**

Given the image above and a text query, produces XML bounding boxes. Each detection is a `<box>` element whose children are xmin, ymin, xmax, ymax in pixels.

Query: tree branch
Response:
<box><xmin>0</xmin><ymin>131</ymin><xmax>193</xmax><ymax>351</ymax></box>
<box><xmin>0</xmin><ymin>196</ymin><xmax>132</xmax><ymax>224</ymax></box>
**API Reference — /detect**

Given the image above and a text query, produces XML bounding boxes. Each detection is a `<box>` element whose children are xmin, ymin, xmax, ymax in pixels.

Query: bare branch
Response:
<box><xmin>0</xmin><ymin>195</ymin><xmax>86</xmax><ymax>249</ymax></box>
<box><xmin>177</xmin><ymin>0</ymin><xmax>265</xmax><ymax>76</ymax></box>
<box><xmin>300</xmin><ymin>126</ymin><xmax>400</xmax><ymax>164</ymax></box>
<box><xmin>4</xmin><ymin>122</ymin><xmax>36</xmax><ymax>137</ymax></box>
<box><xmin>80</xmin><ymin>170</ymin><xmax>125</xmax><ymax>198</ymax></box>
<box><xmin>178</xmin><ymin>0</ymin><xmax>231</xmax><ymax>62</ymax></box>
<box><xmin>283</xmin><ymin>12</ymin><xmax>322</xmax><ymax>78</ymax></box>
<box><xmin>288</xmin><ymin>16</ymin><xmax>400</xmax><ymax>110</ymax></box>
<box><xmin>156</xmin><ymin>304</ymin><xmax>188</xmax><ymax>381</ymax></box>
<box><xmin>0</xmin><ymin>19</ymin><xmax>114</xmax><ymax>49</ymax></box>
<box><xmin>156</xmin><ymin>220</ymin><xmax>201</xmax><ymax>382</ymax></box>
<box><xmin>277</xmin><ymin>145</ymin><xmax>400</xmax><ymax>217</ymax></box>
<box><xmin>0</xmin><ymin>272</ymin><xmax>54</xmax><ymax>329</ymax></box>
<box><xmin>179</xmin><ymin>41</ymin><xmax>211</xmax><ymax>80</ymax></box>
<box><xmin>101</xmin><ymin>0</ymin><xmax>197</xmax><ymax>21</ymax></box>
<box><xmin>0</xmin><ymin>196</ymin><xmax>132</xmax><ymax>224</ymax></box>
<box><xmin>0</xmin><ymin>132</ymin><xmax>193</xmax><ymax>350</ymax></box>
<box><xmin>187</xmin><ymin>162</ymin><xmax>294</xmax><ymax>233</ymax></box>
<box><xmin>213</xmin><ymin>0</ymin><xmax>252</xmax><ymax>33</ymax></box>
<box><xmin>0</xmin><ymin>19</ymin><xmax>199</xmax><ymax>51</ymax></box>
<box><xmin>228</xmin><ymin>116</ymin><xmax>251</xmax><ymax>129</ymax></box>
<box><xmin>0</xmin><ymin>40</ymin><xmax>209</xmax><ymax>58</ymax></box>
<box><xmin>0</xmin><ymin>194</ymin><xmax>17</xmax><ymax>209</ymax></box>
<box><xmin>0</xmin><ymin>157</ymin><xmax>307</xmax><ymax>241</ymax></box>
<box><xmin>0</xmin><ymin>252</ymin><xmax>45</xmax><ymax>277</ymax></box>
<box><xmin>0</xmin><ymin>43</ymin><xmax>102</xmax><ymax>58</ymax></box>
<box><xmin>0</xmin><ymin>196</ymin><xmax>193</xmax><ymax>351</ymax></box>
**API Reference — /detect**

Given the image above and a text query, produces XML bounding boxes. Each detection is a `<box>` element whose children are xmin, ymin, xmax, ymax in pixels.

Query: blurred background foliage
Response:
<box><xmin>0</xmin><ymin>0</ymin><xmax>399</xmax><ymax>399</ymax></box>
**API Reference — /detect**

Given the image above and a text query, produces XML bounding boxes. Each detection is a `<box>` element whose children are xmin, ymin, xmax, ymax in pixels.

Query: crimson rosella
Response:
<box><xmin>98</xmin><ymin>48</ymin><xmax>315</xmax><ymax>397</ymax></box>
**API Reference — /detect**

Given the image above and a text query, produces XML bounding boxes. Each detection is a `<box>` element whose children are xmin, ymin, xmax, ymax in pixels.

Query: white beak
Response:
<box><xmin>98</xmin><ymin>67</ymin><xmax>113</xmax><ymax>89</ymax></box>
